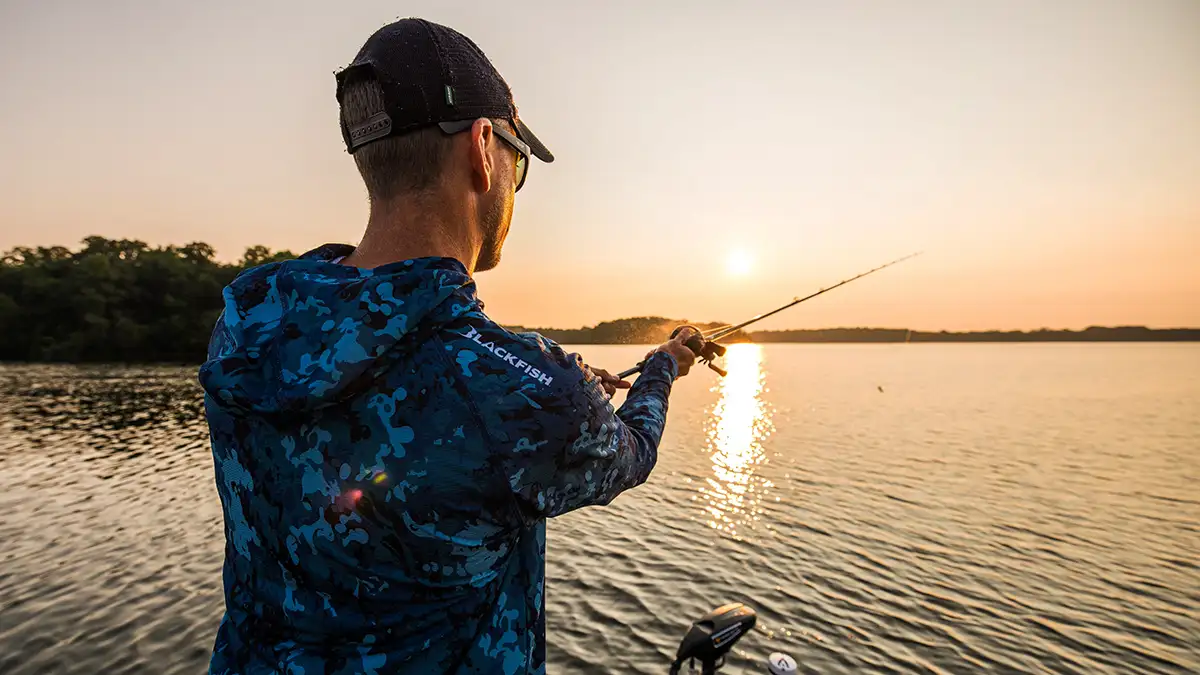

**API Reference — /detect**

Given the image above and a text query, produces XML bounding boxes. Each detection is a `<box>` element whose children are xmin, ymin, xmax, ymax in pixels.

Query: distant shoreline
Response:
<box><xmin>4</xmin><ymin>239</ymin><xmax>1195</xmax><ymax>363</ymax></box>
<box><xmin>750</xmin><ymin>327</ymin><xmax>1200</xmax><ymax>343</ymax></box>
<box><xmin>514</xmin><ymin>321</ymin><xmax>1200</xmax><ymax>345</ymax></box>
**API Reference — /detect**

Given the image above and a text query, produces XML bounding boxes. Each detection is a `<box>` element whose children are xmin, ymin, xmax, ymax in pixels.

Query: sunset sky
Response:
<box><xmin>2</xmin><ymin>0</ymin><xmax>1197</xmax><ymax>331</ymax></box>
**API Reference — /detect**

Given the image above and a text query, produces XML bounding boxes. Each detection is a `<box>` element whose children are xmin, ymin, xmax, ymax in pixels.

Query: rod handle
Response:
<box><xmin>616</xmin><ymin>363</ymin><xmax>644</xmax><ymax>379</ymax></box>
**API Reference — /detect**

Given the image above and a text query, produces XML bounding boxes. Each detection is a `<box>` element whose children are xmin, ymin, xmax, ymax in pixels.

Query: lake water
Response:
<box><xmin>0</xmin><ymin>344</ymin><xmax>1197</xmax><ymax>674</ymax></box>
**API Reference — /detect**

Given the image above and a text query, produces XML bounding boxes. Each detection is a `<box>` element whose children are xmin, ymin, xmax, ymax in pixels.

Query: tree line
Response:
<box><xmin>749</xmin><ymin>327</ymin><xmax>1200</xmax><ymax>342</ymax></box>
<box><xmin>0</xmin><ymin>237</ymin><xmax>294</xmax><ymax>363</ymax></box>
<box><xmin>1</xmin><ymin>237</ymin><xmax>1194</xmax><ymax>364</ymax></box>
<box><xmin>508</xmin><ymin>317</ymin><xmax>750</xmax><ymax>346</ymax></box>
<box><xmin>520</xmin><ymin>322</ymin><xmax>1197</xmax><ymax>345</ymax></box>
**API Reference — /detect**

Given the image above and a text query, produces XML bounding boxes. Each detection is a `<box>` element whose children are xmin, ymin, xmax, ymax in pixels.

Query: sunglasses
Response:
<box><xmin>438</xmin><ymin>119</ymin><xmax>530</xmax><ymax>192</ymax></box>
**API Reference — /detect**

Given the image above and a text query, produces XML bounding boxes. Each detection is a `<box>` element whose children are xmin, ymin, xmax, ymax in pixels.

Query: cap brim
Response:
<box><xmin>514</xmin><ymin>119</ymin><xmax>554</xmax><ymax>163</ymax></box>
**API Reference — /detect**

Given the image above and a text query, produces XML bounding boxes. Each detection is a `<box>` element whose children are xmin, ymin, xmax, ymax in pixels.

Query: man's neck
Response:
<box><xmin>342</xmin><ymin>195</ymin><xmax>480</xmax><ymax>274</ymax></box>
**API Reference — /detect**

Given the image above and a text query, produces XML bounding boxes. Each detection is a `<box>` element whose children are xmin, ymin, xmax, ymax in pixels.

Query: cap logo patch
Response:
<box><xmin>348</xmin><ymin>111</ymin><xmax>393</xmax><ymax>148</ymax></box>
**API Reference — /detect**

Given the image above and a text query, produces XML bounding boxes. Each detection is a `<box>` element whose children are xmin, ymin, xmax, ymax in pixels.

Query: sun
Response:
<box><xmin>726</xmin><ymin>249</ymin><xmax>754</xmax><ymax>277</ymax></box>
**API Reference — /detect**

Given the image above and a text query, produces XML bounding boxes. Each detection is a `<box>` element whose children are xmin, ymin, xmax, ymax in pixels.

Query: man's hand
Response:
<box><xmin>588</xmin><ymin>367</ymin><xmax>632</xmax><ymax>398</ymax></box>
<box><xmin>647</xmin><ymin>326</ymin><xmax>700</xmax><ymax>377</ymax></box>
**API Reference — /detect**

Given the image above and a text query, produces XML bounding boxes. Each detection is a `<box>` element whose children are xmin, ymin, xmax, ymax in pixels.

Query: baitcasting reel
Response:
<box><xmin>672</xmin><ymin>325</ymin><xmax>728</xmax><ymax>377</ymax></box>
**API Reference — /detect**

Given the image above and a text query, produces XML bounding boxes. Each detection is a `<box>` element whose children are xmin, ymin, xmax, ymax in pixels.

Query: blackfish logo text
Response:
<box><xmin>462</xmin><ymin>327</ymin><xmax>554</xmax><ymax>386</ymax></box>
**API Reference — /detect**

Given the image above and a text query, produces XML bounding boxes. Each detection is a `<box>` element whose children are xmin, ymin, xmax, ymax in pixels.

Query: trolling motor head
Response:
<box><xmin>672</xmin><ymin>325</ymin><xmax>728</xmax><ymax>377</ymax></box>
<box><xmin>669</xmin><ymin>603</ymin><xmax>757</xmax><ymax>674</ymax></box>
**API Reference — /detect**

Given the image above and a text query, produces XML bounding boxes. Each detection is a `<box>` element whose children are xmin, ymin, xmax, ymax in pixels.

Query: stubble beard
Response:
<box><xmin>476</xmin><ymin>190</ymin><xmax>513</xmax><ymax>273</ymax></box>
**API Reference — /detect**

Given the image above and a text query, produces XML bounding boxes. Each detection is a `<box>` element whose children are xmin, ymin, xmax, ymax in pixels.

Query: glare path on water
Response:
<box><xmin>698</xmin><ymin>344</ymin><xmax>776</xmax><ymax>539</ymax></box>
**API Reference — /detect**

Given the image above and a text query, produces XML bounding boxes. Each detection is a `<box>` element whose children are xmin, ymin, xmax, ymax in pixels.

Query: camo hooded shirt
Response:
<box><xmin>198</xmin><ymin>244</ymin><xmax>678</xmax><ymax>675</ymax></box>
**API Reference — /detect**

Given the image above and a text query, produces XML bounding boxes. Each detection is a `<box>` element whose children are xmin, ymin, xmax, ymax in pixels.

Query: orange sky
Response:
<box><xmin>1</xmin><ymin>0</ymin><xmax>1197</xmax><ymax>331</ymax></box>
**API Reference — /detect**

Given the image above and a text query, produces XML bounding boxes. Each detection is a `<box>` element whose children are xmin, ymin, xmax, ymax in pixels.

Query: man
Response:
<box><xmin>198</xmin><ymin>18</ymin><xmax>699</xmax><ymax>674</ymax></box>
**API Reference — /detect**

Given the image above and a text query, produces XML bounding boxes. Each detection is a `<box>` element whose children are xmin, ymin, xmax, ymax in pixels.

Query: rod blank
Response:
<box><xmin>615</xmin><ymin>252</ymin><xmax>922</xmax><ymax>379</ymax></box>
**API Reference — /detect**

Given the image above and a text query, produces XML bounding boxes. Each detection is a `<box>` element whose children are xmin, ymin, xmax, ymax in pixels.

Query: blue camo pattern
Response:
<box><xmin>198</xmin><ymin>243</ymin><xmax>679</xmax><ymax>674</ymax></box>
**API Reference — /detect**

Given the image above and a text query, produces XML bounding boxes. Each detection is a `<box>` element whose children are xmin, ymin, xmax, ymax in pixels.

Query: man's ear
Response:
<box><xmin>468</xmin><ymin>118</ymin><xmax>495</xmax><ymax>194</ymax></box>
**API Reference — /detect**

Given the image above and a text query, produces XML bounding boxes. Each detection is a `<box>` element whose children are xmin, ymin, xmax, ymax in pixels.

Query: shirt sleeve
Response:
<box><xmin>505</xmin><ymin>349</ymin><xmax>678</xmax><ymax>520</ymax></box>
<box><xmin>445</xmin><ymin>317</ymin><xmax>678</xmax><ymax>522</ymax></box>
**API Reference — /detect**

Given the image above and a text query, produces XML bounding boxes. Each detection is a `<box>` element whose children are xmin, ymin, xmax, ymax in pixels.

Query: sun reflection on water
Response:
<box><xmin>699</xmin><ymin>343</ymin><xmax>774</xmax><ymax>539</ymax></box>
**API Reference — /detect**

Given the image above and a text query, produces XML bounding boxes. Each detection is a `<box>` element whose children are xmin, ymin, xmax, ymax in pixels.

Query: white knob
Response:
<box><xmin>767</xmin><ymin>652</ymin><xmax>798</xmax><ymax>675</ymax></box>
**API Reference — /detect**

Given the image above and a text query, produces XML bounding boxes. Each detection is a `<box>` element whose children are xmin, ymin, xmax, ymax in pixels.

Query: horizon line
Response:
<box><xmin>505</xmin><ymin>320</ymin><xmax>1200</xmax><ymax>334</ymax></box>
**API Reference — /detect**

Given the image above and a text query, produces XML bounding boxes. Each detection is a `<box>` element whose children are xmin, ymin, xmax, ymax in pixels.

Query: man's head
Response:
<box><xmin>335</xmin><ymin>19</ymin><xmax>553</xmax><ymax>271</ymax></box>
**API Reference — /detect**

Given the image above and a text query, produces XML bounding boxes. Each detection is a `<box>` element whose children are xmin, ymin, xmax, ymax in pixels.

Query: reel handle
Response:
<box><xmin>675</xmin><ymin>326</ymin><xmax>728</xmax><ymax>376</ymax></box>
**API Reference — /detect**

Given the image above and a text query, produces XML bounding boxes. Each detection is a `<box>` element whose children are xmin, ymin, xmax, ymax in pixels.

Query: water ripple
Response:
<box><xmin>1</xmin><ymin>345</ymin><xmax>1198</xmax><ymax>674</ymax></box>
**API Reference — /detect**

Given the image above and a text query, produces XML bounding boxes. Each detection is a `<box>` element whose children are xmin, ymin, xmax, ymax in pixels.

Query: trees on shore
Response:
<box><xmin>0</xmin><ymin>237</ymin><xmax>293</xmax><ymax>363</ymax></box>
<box><xmin>2</xmin><ymin>237</ymin><xmax>1193</xmax><ymax>364</ymax></box>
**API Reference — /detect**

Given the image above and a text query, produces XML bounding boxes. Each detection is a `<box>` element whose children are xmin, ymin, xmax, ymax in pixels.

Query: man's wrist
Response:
<box><xmin>643</xmin><ymin>350</ymin><xmax>679</xmax><ymax>381</ymax></box>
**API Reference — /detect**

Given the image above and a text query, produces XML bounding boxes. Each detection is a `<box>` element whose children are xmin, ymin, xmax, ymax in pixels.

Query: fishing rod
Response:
<box><xmin>616</xmin><ymin>252</ymin><xmax>922</xmax><ymax>379</ymax></box>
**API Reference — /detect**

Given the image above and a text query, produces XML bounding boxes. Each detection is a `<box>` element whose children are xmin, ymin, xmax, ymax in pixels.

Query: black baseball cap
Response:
<box><xmin>335</xmin><ymin>18</ymin><xmax>553</xmax><ymax>163</ymax></box>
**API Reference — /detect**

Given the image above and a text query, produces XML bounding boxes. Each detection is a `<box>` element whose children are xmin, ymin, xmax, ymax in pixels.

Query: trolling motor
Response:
<box><xmin>670</xmin><ymin>603</ymin><xmax>757</xmax><ymax>675</ymax></box>
<box><xmin>668</xmin><ymin>603</ymin><xmax>799</xmax><ymax>675</ymax></box>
